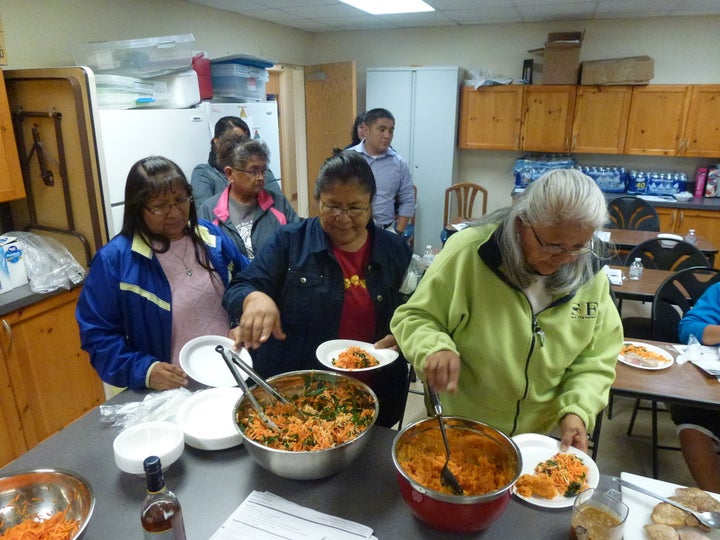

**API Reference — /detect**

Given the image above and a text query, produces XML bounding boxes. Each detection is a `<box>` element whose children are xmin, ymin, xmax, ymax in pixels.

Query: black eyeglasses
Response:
<box><xmin>144</xmin><ymin>195</ymin><xmax>193</xmax><ymax>216</ymax></box>
<box><xmin>232</xmin><ymin>167</ymin><xmax>268</xmax><ymax>178</ymax></box>
<box><xmin>528</xmin><ymin>224</ymin><xmax>594</xmax><ymax>255</ymax></box>
<box><xmin>319</xmin><ymin>201</ymin><xmax>369</xmax><ymax>218</ymax></box>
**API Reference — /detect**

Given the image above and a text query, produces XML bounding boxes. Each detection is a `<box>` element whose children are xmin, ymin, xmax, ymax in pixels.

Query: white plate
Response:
<box><xmin>619</xmin><ymin>341</ymin><xmax>674</xmax><ymax>370</ymax></box>
<box><xmin>179</xmin><ymin>335</ymin><xmax>253</xmax><ymax>387</ymax></box>
<box><xmin>175</xmin><ymin>387</ymin><xmax>244</xmax><ymax>450</ymax></box>
<box><xmin>315</xmin><ymin>339</ymin><xmax>399</xmax><ymax>372</ymax></box>
<box><xmin>511</xmin><ymin>433</ymin><xmax>600</xmax><ymax>508</ymax></box>
<box><xmin>620</xmin><ymin>471</ymin><xmax>720</xmax><ymax>540</ymax></box>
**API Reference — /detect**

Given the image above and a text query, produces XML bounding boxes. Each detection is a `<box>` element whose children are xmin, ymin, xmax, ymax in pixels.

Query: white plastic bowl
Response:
<box><xmin>113</xmin><ymin>421</ymin><xmax>184</xmax><ymax>475</ymax></box>
<box><xmin>674</xmin><ymin>192</ymin><xmax>693</xmax><ymax>201</ymax></box>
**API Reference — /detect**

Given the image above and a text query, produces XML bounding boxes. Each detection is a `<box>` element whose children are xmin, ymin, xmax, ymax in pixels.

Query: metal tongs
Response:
<box><xmin>214</xmin><ymin>345</ymin><xmax>306</xmax><ymax>432</ymax></box>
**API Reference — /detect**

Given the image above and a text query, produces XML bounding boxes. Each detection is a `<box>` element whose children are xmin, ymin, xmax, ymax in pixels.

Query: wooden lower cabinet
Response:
<box><xmin>0</xmin><ymin>287</ymin><xmax>105</xmax><ymax>467</ymax></box>
<box><xmin>654</xmin><ymin>207</ymin><xmax>720</xmax><ymax>269</ymax></box>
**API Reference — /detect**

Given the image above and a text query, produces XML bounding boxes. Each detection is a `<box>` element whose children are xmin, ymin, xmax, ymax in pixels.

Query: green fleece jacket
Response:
<box><xmin>391</xmin><ymin>223</ymin><xmax>622</xmax><ymax>436</ymax></box>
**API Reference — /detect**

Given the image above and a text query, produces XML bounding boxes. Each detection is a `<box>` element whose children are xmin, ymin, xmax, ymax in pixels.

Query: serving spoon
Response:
<box><xmin>429</xmin><ymin>390</ymin><xmax>464</xmax><ymax>496</ymax></box>
<box><xmin>612</xmin><ymin>476</ymin><xmax>720</xmax><ymax>529</ymax></box>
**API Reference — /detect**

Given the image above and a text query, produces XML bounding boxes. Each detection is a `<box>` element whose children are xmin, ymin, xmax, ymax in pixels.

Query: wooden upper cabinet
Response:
<box><xmin>521</xmin><ymin>85</ymin><xmax>577</xmax><ymax>152</ymax></box>
<box><xmin>0</xmin><ymin>71</ymin><xmax>25</xmax><ymax>202</ymax></box>
<box><xmin>571</xmin><ymin>86</ymin><xmax>632</xmax><ymax>154</ymax></box>
<box><xmin>458</xmin><ymin>85</ymin><xmax>523</xmax><ymax>150</ymax></box>
<box><xmin>683</xmin><ymin>85</ymin><xmax>720</xmax><ymax>157</ymax></box>
<box><xmin>624</xmin><ymin>85</ymin><xmax>691</xmax><ymax>156</ymax></box>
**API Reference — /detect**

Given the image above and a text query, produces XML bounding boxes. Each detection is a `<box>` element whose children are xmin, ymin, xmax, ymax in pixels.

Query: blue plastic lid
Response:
<box><xmin>210</xmin><ymin>54</ymin><xmax>274</xmax><ymax>69</ymax></box>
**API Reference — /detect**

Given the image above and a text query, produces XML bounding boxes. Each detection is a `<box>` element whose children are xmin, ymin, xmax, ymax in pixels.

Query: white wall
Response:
<box><xmin>2</xmin><ymin>2</ymin><xmax>718</xmax><ymax>219</ymax></box>
<box><xmin>309</xmin><ymin>17</ymin><xmax>720</xmax><ymax>215</ymax></box>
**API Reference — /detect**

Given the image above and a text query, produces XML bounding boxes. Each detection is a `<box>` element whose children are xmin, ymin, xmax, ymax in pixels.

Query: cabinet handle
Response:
<box><xmin>1</xmin><ymin>319</ymin><xmax>12</xmax><ymax>356</ymax></box>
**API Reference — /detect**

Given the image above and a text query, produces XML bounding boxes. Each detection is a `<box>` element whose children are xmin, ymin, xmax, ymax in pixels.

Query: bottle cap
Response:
<box><xmin>634</xmin><ymin>258</ymin><xmax>641</xmax><ymax>262</ymax></box>
<box><xmin>143</xmin><ymin>455</ymin><xmax>162</xmax><ymax>474</ymax></box>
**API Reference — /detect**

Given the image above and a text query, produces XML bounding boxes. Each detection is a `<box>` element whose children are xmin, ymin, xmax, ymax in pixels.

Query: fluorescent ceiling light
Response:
<box><xmin>339</xmin><ymin>0</ymin><xmax>434</xmax><ymax>15</ymax></box>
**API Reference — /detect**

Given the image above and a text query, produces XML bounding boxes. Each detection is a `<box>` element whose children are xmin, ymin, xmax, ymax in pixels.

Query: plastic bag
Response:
<box><xmin>99</xmin><ymin>388</ymin><xmax>193</xmax><ymax>429</ymax></box>
<box><xmin>399</xmin><ymin>254</ymin><xmax>428</xmax><ymax>295</ymax></box>
<box><xmin>464</xmin><ymin>67</ymin><xmax>513</xmax><ymax>88</ymax></box>
<box><xmin>7</xmin><ymin>231</ymin><xmax>86</xmax><ymax>293</ymax></box>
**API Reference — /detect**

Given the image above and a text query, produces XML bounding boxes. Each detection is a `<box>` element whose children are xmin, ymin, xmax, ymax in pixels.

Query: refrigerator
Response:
<box><xmin>96</xmin><ymin>101</ymin><xmax>282</xmax><ymax>237</ymax></box>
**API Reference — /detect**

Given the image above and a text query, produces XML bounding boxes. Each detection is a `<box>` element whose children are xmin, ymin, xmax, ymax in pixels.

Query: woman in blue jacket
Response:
<box><xmin>223</xmin><ymin>149</ymin><xmax>412</xmax><ymax>427</ymax></box>
<box><xmin>76</xmin><ymin>156</ymin><xmax>248</xmax><ymax>390</ymax></box>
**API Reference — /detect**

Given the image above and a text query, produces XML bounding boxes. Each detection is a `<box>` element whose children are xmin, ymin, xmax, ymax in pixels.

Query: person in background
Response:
<box><xmin>343</xmin><ymin>111</ymin><xmax>366</xmax><ymax>149</ymax></box>
<box><xmin>191</xmin><ymin>116</ymin><xmax>280</xmax><ymax>207</ymax></box>
<box><xmin>197</xmin><ymin>132</ymin><xmax>299</xmax><ymax>260</ymax></box>
<box><xmin>223</xmin><ymin>149</ymin><xmax>413</xmax><ymax>428</ymax></box>
<box><xmin>670</xmin><ymin>283</ymin><xmax>720</xmax><ymax>492</ymax></box>
<box><xmin>76</xmin><ymin>156</ymin><xmax>248</xmax><ymax>391</ymax></box>
<box><xmin>350</xmin><ymin>108</ymin><xmax>414</xmax><ymax>239</ymax></box>
<box><xmin>391</xmin><ymin>169</ymin><xmax>623</xmax><ymax>452</ymax></box>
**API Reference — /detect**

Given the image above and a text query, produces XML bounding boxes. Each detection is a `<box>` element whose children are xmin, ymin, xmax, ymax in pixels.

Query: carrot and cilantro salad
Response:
<box><xmin>332</xmin><ymin>346</ymin><xmax>379</xmax><ymax>369</ymax></box>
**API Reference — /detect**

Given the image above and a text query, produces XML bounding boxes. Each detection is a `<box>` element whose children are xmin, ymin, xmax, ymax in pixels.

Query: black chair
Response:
<box><xmin>624</xmin><ymin>237</ymin><xmax>710</xmax><ymax>272</ymax></box>
<box><xmin>624</xmin><ymin>266</ymin><xmax>720</xmax><ymax>478</ymax></box>
<box><xmin>607</xmin><ymin>196</ymin><xmax>660</xmax><ymax>231</ymax></box>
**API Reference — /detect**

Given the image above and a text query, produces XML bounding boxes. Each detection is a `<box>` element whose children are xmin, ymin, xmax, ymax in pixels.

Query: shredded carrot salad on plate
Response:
<box><xmin>237</xmin><ymin>377</ymin><xmax>376</xmax><ymax>451</ymax></box>
<box><xmin>0</xmin><ymin>507</ymin><xmax>80</xmax><ymax>540</ymax></box>
<box><xmin>516</xmin><ymin>452</ymin><xmax>589</xmax><ymax>499</ymax></box>
<box><xmin>621</xmin><ymin>343</ymin><xmax>671</xmax><ymax>365</ymax></box>
<box><xmin>331</xmin><ymin>346</ymin><xmax>379</xmax><ymax>369</ymax></box>
<box><xmin>397</xmin><ymin>429</ymin><xmax>516</xmax><ymax>496</ymax></box>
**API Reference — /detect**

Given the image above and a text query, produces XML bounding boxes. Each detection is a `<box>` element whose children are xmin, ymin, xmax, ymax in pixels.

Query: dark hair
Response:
<box><xmin>216</xmin><ymin>131</ymin><xmax>270</xmax><ymax>171</ymax></box>
<box><xmin>364</xmin><ymin>108</ymin><xmax>394</xmax><ymax>127</ymax></box>
<box><xmin>119</xmin><ymin>156</ymin><xmax>214</xmax><ymax>273</ymax></box>
<box><xmin>314</xmin><ymin>149</ymin><xmax>376</xmax><ymax>201</ymax></box>
<box><xmin>209</xmin><ymin>116</ymin><xmax>250</xmax><ymax>169</ymax></box>
<box><xmin>349</xmin><ymin>112</ymin><xmax>366</xmax><ymax>146</ymax></box>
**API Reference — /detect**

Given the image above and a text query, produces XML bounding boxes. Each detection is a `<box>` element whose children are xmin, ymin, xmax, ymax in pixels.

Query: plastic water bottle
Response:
<box><xmin>422</xmin><ymin>245</ymin><xmax>435</xmax><ymax>266</ymax></box>
<box><xmin>684</xmin><ymin>229</ymin><xmax>697</xmax><ymax>245</ymax></box>
<box><xmin>629</xmin><ymin>258</ymin><xmax>644</xmax><ymax>280</ymax></box>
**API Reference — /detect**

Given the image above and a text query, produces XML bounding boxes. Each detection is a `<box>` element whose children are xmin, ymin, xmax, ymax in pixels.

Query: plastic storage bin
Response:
<box><xmin>211</xmin><ymin>64</ymin><xmax>268</xmax><ymax>101</ymax></box>
<box><xmin>94</xmin><ymin>74</ymin><xmax>169</xmax><ymax>109</ymax></box>
<box><xmin>72</xmin><ymin>34</ymin><xmax>195</xmax><ymax>79</ymax></box>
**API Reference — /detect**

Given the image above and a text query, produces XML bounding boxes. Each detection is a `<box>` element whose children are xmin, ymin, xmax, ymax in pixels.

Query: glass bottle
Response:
<box><xmin>628</xmin><ymin>258</ymin><xmax>644</xmax><ymax>280</ymax></box>
<box><xmin>684</xmin><ymin>229</ymin><xmax>697</xmax><ymax>245</ymax></box>
<box><xmin>141</xmin><ymin>456</ymin><xmax>187</xmax><ymax>540</ymax></box>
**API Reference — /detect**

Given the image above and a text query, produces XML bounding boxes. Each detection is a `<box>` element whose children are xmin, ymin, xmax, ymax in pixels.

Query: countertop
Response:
<box><xmin>603</xmin><ymin>193</ymin><xmax>720</xmax><ymax>211</ymax></box>
<box><xmin>0</xmin><ymin>283</ymin><xmax>82</xmax><ymax>317</ymax></box>
<box><xmin>0</xmin><ymin>388</ymin><xmax>611</xmax><ymax>539</ymax></box>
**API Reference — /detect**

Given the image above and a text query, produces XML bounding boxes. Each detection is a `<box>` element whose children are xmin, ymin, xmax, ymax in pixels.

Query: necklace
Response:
<box><xmin>168</xmin><ymin>238</ymin><xmax>193</xmax><ymax>276</ymax></box>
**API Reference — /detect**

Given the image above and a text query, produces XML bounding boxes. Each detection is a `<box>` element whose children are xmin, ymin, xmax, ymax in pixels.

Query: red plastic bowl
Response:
<box><xmin>392</xmin><ymin>417</ymin><xmax>522</xmax><ymax>533</ymax></box>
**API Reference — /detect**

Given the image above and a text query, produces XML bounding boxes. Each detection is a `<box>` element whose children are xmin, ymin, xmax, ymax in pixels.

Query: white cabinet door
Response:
<box><xmin>366</xmin><ymin>67</ymin><xmax>461</xmax><ymax>251</ymax></box>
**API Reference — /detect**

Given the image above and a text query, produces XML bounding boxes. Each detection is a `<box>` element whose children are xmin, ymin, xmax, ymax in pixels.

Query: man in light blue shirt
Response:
<box><xmin>351</xmin><ymin>108</ymin><xmax>415</xmax><ymax>237</ymax></box>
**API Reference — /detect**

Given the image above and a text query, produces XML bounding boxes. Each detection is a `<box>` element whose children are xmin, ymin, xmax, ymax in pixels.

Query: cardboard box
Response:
<box><xmin>581</xmin><ymin>56</ymin><xmax>654</xmax><ymax>85</ymax></box>
<box><xmin>529</xmin><ymin>31</ymin><xmax>584</xmax><ymax>85</ymax></box>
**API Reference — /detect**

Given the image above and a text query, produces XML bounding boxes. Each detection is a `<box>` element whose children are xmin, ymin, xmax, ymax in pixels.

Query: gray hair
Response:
<box><xmin>216</xmin><ymin>131</ymin><xmax>270</xmax><ymax>170</ymax></box>
<box><xmin>479</xmin><ymin>169</ymin><xmax>609</xmax><ymax>293</ymax></box>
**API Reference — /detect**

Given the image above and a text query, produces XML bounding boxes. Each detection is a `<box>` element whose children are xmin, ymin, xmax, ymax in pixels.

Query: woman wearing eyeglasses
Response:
<box><xmin>222</xmin><ymin>149</ymin><xmax>413</xmax><ymax>428</ymax></box>
<box><xmin>76</xmin><ymin>156</ymin><xmax>249</xmax><ymax>391</ymax></box>
<box><xmin>391</xmin><ymin>169</ymin><xmax>623</xmax><ymax>452</ymax></box>
<box><xmin>197</xmin><ymin>131</ymin><xmax>299</xmax><ymax>260</ymax></box>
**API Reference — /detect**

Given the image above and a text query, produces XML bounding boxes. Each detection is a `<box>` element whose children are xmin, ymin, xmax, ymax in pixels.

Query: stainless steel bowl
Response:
<box><xmin>0</xmin><ymin>468</ymin><xmax>95</xmax><ymax>538</ymax></box>
<box><xmin>233</xmin><ymin>370</ymin><xmax>379</xmax><ymax>480</ymax></box>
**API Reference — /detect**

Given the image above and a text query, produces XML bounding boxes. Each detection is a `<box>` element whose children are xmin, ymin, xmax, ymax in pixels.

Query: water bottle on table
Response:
<box><xmin>628</xmin><ymin>258</ymin><xmax>644</xmax><ymax>280</ymax></box>
<box><xmin>684</xmin><ymin>229</ymin><xmax>697</xmax><ymax>245</ymax></box>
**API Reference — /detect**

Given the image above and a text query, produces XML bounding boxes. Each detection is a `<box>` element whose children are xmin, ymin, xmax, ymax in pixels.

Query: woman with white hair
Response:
<box><xmin>391</xmin><ymin>169</ymin><xmax>623</xmax><ymax>452</ymax></box>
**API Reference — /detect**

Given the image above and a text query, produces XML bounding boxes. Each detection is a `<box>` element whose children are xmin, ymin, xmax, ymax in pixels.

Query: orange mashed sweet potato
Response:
<box><xmin>397</xmin><ymin>428</ymin><xmax>516</xmax><ymax>496</ymax></box>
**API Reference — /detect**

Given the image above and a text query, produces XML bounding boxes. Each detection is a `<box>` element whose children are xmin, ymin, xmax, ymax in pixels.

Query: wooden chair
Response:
<box><xmin>443</xmin><ymin>182</ymin><xmax>487</xmax><ymax>227</ymax></box>
<box><xmin>607</xmin><ymin>196</ymin><xmax>660</xmax><ymax>231</ymax></box>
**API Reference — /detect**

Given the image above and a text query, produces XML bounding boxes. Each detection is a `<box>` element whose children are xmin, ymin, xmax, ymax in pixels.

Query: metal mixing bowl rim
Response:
<box><xmin>0</xmin><ymin>467</ymin><xmax>95</xmax><ymax>538</ymax></box>
<box><xmin>392</xmin><ymin>416</ymin><xmax>523</xmax><ymax>504</ymax></box>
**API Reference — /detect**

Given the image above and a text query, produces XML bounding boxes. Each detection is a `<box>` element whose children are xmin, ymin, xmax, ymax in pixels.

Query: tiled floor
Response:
<box><xmin>396</xmin><ymin>300</ymin><xmax>697</xmax><ymax>489</ymax></box>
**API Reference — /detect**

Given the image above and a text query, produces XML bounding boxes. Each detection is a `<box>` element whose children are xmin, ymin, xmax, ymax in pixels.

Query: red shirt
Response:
<box><xmin>332</xmin><ymin>237</ymin><xmax>375</xmax><ymax>342</ymax></box>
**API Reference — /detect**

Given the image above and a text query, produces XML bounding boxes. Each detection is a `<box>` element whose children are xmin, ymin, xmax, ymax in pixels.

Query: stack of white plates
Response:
<box><xmin>175</xmin><ymin>387</ymin><xmax>244</xmax><ymax>450</ymax></box>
